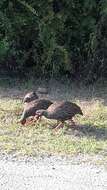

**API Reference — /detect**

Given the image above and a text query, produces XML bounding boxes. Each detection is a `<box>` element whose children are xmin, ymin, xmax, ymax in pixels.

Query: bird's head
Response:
<box><xmin>36</xmin><ymin>109</ymin><xmax>47</xmax><ymax>117</ymax></box>
<box><xmin>23</xmin><ymin>92</ymin><xmax>38</xmax><ymax>103</ymax></box>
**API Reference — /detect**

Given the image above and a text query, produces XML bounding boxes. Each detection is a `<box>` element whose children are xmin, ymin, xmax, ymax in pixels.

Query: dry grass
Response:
<box><xmin>0</xmin><ymin>79</ymin><xmax>107</xmax><ymax>157</ymax></box>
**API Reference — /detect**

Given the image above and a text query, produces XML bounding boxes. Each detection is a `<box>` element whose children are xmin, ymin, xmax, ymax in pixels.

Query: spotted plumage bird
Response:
<box><xmin>36</xmin><ymin>101</ymin><xmax>83</xmax><ymax>129</ymax></box>
<box><xmin>20</xmin><ymin>99</ymin><xmax>53</xmax><ymax>125</ymax></box>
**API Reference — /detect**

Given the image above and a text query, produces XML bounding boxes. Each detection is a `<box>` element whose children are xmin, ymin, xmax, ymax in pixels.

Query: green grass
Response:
<box><xmin>0</xmin><ymin>83</ymin><xmax>107</xmax><ymax>157</ymax></box>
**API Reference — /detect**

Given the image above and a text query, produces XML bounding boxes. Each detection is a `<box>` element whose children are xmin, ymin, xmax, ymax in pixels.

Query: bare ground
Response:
<box><xmin>0</xmin><ymin>154</ymin><xmax>107</xmax><ymax>190</ymax></box>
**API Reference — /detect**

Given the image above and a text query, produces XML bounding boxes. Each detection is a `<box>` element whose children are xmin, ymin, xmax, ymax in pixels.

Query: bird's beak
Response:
<box><xmin>36</xmin><ymin>113</ymin><xmax>41</xmax><ymax>116</ymax></box>
<box><xmin>81</xmin><ymin>111</ymin><xmax>83</xmax><ymax>116</ymax></box>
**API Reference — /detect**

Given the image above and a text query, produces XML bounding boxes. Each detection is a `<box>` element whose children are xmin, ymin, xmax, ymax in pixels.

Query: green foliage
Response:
<box><xmin>0</xmin><ymin>39</ymin><xmax>9</xmax><ymax>58</ymax></box>
<box><xmin>0</xmin><ymin>0</ymin><xmax>107</xmax><ymax>82</ymax></box>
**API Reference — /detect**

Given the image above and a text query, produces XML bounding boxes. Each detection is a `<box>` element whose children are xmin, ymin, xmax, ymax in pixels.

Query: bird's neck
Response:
<box><xmin>43</xmin><ymin>111</ymin><xmax>48</xmax><ymax>118</ymax></box>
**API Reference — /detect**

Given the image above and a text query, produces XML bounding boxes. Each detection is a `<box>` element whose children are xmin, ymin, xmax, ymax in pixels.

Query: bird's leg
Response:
<box><xmin>49</xmin><ymin>121</ymin><xmax>60</xmax><ymax>129</ymax></box>
<box><xmin>54</xmin><ymin>121</ymin><xmax>64</xmax><ymax>131</ymax></box>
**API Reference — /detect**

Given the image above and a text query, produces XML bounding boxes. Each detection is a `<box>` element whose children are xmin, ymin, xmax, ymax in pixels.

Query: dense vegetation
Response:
<box><xmin>0</xmin><ymin>0</ymin><xmax>107</xmax><ymax>83</ymax></box>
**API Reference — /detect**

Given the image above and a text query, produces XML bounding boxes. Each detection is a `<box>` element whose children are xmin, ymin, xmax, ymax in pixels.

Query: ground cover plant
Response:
<box><xmin>0</xmin><ymin>80</ymin><xmax>106</xmax><ymax>157</ymax></box>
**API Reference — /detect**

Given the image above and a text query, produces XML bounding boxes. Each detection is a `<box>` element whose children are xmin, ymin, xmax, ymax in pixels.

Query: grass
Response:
<box><xmin>0</xmin><ymin>80</ymin><xmax>107</xmax><ymax>157</ymax></box>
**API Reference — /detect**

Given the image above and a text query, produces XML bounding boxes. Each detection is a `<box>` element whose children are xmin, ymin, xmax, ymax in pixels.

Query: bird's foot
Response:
<box><xmin>52</xmin><ymin>123</ymin><xmax>64</xmax><ymax>135</ymax></box>
<box><xmin>68</xmin><ymin>119</ymin><xmax>77</xmax><ymax>128</ymax></box>
<box><xmin>48</xmin><ymin>124</ymin><xmax>58</xmax><ymax>129</ymax></box>
<box><xmin>24</xmin><ymin>118</ymin><xmax>34</xmax><ymax>126</ymax></box>
<box><xmin>34</xmin><ymin>115</ymin><xmax>41</xmax><ymax>122</ymax></box>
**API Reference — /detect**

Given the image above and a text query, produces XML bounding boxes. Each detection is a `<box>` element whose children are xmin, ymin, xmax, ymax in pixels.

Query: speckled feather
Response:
<box><xmin>20</xmin><ymin>99</ymin><xmax>53</xmax><ymax>122</ymax></box>
<box><xmin>37</xmin><ymin>101</ymin><xmax>83</xmax><ymax>121</ymax></box>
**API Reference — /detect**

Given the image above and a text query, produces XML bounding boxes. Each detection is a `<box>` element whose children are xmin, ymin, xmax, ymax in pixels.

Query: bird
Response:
<box><xmin>23</xmin><ymin>91</ymin><xmax>38</xmax><ymax>103</ymax></box>
<box><xmin>36</xmin><ymin>101</ymin><xmax>83</xmax><ymax>130</ymax></box>
<box><xmin>19</xmin><ymin>99</ymin><xmax>53</xmax><ymax>125</ymax></box>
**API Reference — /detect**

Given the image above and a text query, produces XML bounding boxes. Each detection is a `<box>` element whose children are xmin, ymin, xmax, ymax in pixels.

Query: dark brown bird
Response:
<box><xmin>36</xmin><ymin>101</ymin><xmax>83</xmax><ymax>129</ymax></box>
<box><xmin>20</xmin><ymin>99</ymin><xmax>53</xmax><ymax>125</ymax></box>
<box><xmin>23</xmin><ymin>92</ymin><xmax>38</xmax><ymax>103</ymax></box>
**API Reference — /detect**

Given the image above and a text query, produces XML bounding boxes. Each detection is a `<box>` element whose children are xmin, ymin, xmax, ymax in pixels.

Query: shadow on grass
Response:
<box><xmin>64</xmin><ymin>124</ymin><xmax>107</xmax><ymax>141</ymax></box>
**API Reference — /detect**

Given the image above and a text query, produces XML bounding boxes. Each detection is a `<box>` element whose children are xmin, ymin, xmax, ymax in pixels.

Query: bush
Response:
<box><xmin>0</xmin><ymin>0</ymin><xmax>107</xmax><ymax>83</ymax></box>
